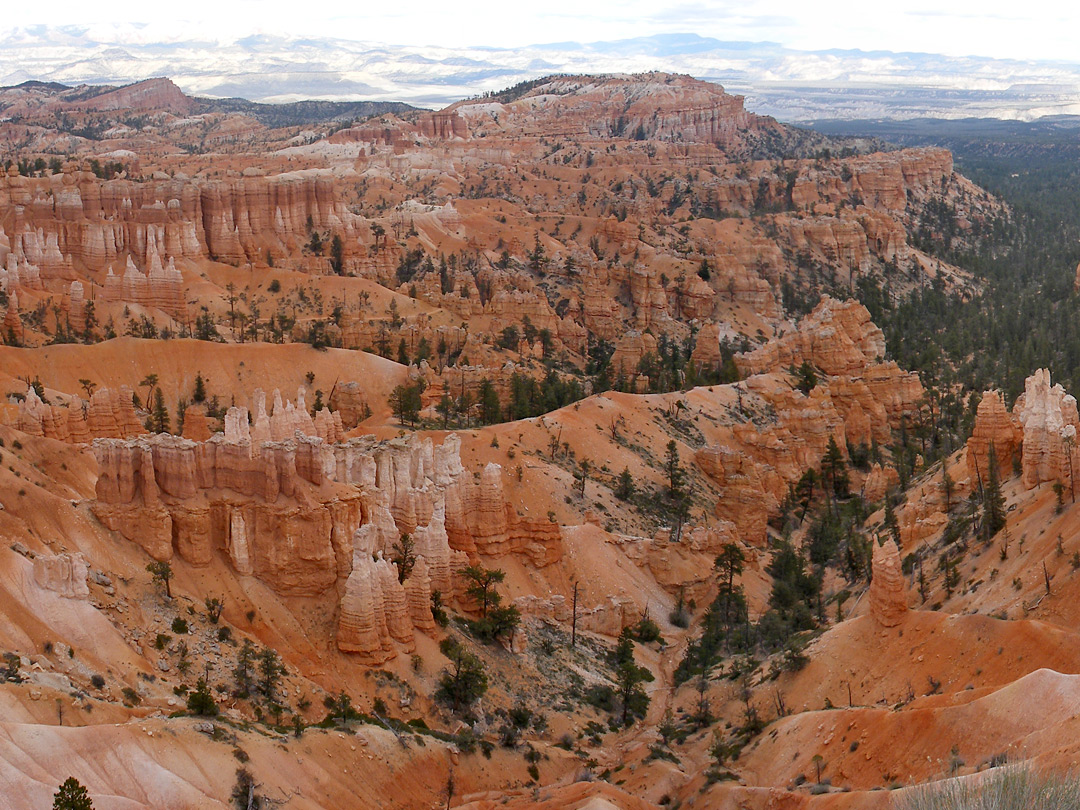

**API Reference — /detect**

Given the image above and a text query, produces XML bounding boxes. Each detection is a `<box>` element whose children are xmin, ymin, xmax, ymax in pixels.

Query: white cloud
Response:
<box><xmin>1</xmin><ymin>1</ymin><xmax>1078</xmax><ymax>64</ymax></box>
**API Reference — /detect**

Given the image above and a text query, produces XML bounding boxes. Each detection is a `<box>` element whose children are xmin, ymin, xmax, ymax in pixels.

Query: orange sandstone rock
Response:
<box><xmin>869</xmin><ymin>539</ymin><xmax>908</xmax><ymax>627</ymax></box>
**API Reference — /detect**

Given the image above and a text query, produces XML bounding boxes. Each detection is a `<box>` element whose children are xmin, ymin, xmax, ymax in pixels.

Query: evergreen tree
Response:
<box><xmin>150</xmin><ymin>387</ymin><xmax>170</xmax><ymax>434</ymax></box>
<box><xmin>462</xmin><ymin>564</ymin><xmax>505</xmax><ymax>617</ymax></box>
<box><xmin>187</xmin><ymin>677</ymin><xmax>218</xmax><ymax>716</ymax></box>
<box><xmin>883</xmin><ymin>496</ymin><xmax>901</xmax><ymax>546</ymax></box>
<box><xmin>478</xmin><ymin>378</ymin><xmax>501</xmax><ymax>424</ymax></box>
<box><xmin>330</xmin><ymin>233</ymin><xmax>344</xmax><ymax>274</ymax></box>
<box><xmin>146</xmin><ymin>560</ymin><xmax>173</xmax><ymax>598</ymax></box>
<box><xmin>984</xmin><ymin>444</ymin><xmax>1007</xmax><ymax>539</ymax></box>
<box><xmin>612</xmin><ymin>628</ymin><xmax>654</xmax><ymax>726</ymax></box>
<box><xmin>437</xmin><ymin>394</ymin><xmax>455</xmax><ymax>428</ymax></box>
<box><xmin>258</xmin><ymin>648</ymin><xmax>285</xmax><ymax>705</ymax></box>
<box><xmin>795</xmin><ymin>361</ymin><xmax>817</xmax><ymax>395</ymax></box>
<box><xmin>193</xmin><ymin>372</ymin><xmax>207</xmax><ymax>403</ymax></box>
<box><xmin>615</xmin><ymin>467</ymin><xmax>635</xmax><ymax>500</ymax></box>
<box><xmin>436</xmin><ymin>639</ymin><xmax>488</xmax><ymax>712</ymax></box>
<box><xmin>821</xmin><ymin>436</ymin><xmax>845</xmax><ymax>497</ymax></box>
<box><xmin>714</xmin><ymin>543</ymin><xmax>746</xmax><ymax>622</ymax></box>
<box><xmin>942</xmin><ymin>467</ymin><xmax>955</xmax><ymax>513</ymax></box>
<box><xmin>233</xmin><ymin>640</ymin><xmax>257</xmax><ymax>698</ymax></box>
<box><xmin>53</xmin><ymin>777</ymin><xmax>94</xmax><ymax>810</ymax></box>
<box><xmin>665</xmin><ymin>440</ymin><xmax>684</xmax><ymax>496</ymax></box>
<box><xmin>391</xmin><ymin>534</ymin><xmax>416</xmax><ymax>583</ymax></box>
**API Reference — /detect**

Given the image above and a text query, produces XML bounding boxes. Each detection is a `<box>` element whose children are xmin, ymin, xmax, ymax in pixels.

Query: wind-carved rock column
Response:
<box><xmin>406</xmin><ymin>556</ymin><xmax>436</xmax><ymax>632</ymax></box>
<box><xmin>869</xmin><ymin>539</ymin><xmax>908</xmax><ymax>627</ymax></box>
<box><xmin>337</xmin><ymin>526</ymin><xmax>396</xmax><ymax>663</ymax></box>
<box><xmin>965</xmin><ymin>390</ymin><xmax>1021</xmax><ymax>487</ymax></box>
<box><xmin>1017</xmin><ymin>369</ymin><xmax>1080</xmax><ymax>490</ymax></box>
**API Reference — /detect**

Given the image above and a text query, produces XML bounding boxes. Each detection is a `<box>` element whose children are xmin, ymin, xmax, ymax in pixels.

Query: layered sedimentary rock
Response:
<box><xmin>735</xmin><ymin>297</ymin><xmax>886</xmax><ymax>378</ymax></box>
<box><xmin>17</xmin><ymin>385</ymin><xmax>144</xmax><ymax>443</ymax></box>
<box><xmin>869</xmin><ymin>539</ymin><xmax>908</xmax><ymax>627</ymax></box>
<box><xmin>693</xmin><ymin>303</ymin><xmax>923</xmax><ymax>545</ymax></box>
<box><xmin>102</xmin><ymin>250</ymin><xmax>185</xmax><ymax>319</ymax></box>
<box><xmin>90</xmin><ymin>389</ymin><xmax>558</xmax><ymax>656</ymax></box>
<box><xmin>695</xmin><ymin>445</ymin><xmax>771</xmax><ymax>547</ymax></box>
<box><xmin>965</xmin><ymin>390</ymin><xmax>1022</xmax><ymax>486</ymax></box>
<box><xmin>0</xmin><ymin>166</ymin><xmax>366</xmax><ymax>276</ymax></box>
<box><xmin>862</xmin><ymin>463</ymin><xmax>899</xmax><ymax>503</ymax></box>
<box><xmin>1016</xmin><ymin>369</ymin><xmax>1080</xmax><ymax>491</ymax></box>
<box><xmin>610</xmin><ymin>331</ymin><xmax>658</xmax><ymax>378</ymax></box>
<box><xmin>452</xmin><ymin>73</ymin><xmax>782</xmax><ymax>156</ymax></box>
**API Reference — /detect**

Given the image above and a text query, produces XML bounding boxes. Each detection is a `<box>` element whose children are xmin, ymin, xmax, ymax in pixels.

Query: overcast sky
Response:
<box><xmin>1</xmin><ymin>1</ymin><xmax>1075</xmax><ymax>64</ymax></box>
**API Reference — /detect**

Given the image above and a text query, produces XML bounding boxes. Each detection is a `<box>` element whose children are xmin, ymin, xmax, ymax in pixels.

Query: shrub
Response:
<box><xmin>171</xmin><ymin>618</ymin><xmax>189</xmax><ymax>634</ymax></box>
<box><xmin>632</xmin><ymin>614</ymin><xmax>663</xmax><ymax>644</ymax></box>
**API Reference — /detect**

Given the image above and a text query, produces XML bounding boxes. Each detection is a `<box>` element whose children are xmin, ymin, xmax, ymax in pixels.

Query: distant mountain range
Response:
<box><xmin>3</xmin><ymin>27</ymin><xmax>1080</xmax><ymax>122</ymax></box>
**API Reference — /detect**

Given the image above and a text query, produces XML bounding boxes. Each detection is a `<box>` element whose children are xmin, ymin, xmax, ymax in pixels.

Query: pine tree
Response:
<box><xmin>193</xmin><ymin>372</ymin><xmax>206</xmax><ymax>403</ymax></box>
<box><xmin>883</xmin><ymin>496</ymin><xmax>901</xmax><ymax>547</ymax></box>
<box><xmin>391</xmin><ymin>534</ymin><xmax>416</xmax><ymax>583</ymax></box>
<box><xmin>821</xmin><ymin>436</ymin><xmax>844</xmax><ymax>496</ymax></box>
<box><xmin>478</xmin><ymin>378</ymin><xmax>501</xmax><ymax>425</ymax></box>
<box><xmin>146</xmin><ymin>560</ymin><xmax>173</xmax><ymax>598</ymax></box>
<box><xmin>53</xmin><ymin>777</ymin><xmax>94</xmax><ymax>810</ymax></box>
<box><xmin>942</xmin><ymin>467</ymin><xmax>955</xmax><ymax>513</ymax></box>
<box><xmin>258</xmin><ymin>648</ymin><xmax>285</xmax><ymax>705</ymax></box>
<box><xmin>436</xmin><ymin>639</ymin><xmax>488</xmax><ymax>712</ymax></box>
<box><xmin>612</xmin><ymin>628</ymin><xmax>654</xmax><ymax>726</ymax></box>
<box><xmin>187</xmin><ymin>677</ymin><xmax>218</xmax><ymax>716</ymax></box>
<box><xmin>983</xmin><ymin>444</ymin><xmax>1007</xmax><ymax>539</ymax></box>
<box><xmin>233</xmin><ymin>640</ymin><xmax>257</xmax><ymax>698</ymax></box>
<box><xmin>615</xmin><ymin>467</ymin><xmax>635</xmax><ymax>500</ymax></box>
<box><xmin>665</xmin><ymin>440</ymin><xmax>684</xmax><ymax>496</ymax></box>
<box><xmin>462</xmin><ymin>564</ymin><xmax>505</xmax><ymax>618</ymax></box>
<box><xmin>151</xmin><ymin>387</ymin><xmax>170</xmax><ymax>434</ymax></box>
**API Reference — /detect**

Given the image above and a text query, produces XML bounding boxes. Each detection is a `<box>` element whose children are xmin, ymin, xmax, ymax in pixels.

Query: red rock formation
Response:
<box><xmin>695</xmin><ymin>444</ymin><xmax>773</xmax><ymax>547</ymax></box>
<box><xmin>418</xmin><ymin>111</ymin><xmax>468</xmax><ymax>140</ymax></box>
<box><xmin>0</xmin><ymin>167</ymin><xmax>368</xmax><ymax>277</ymax></box>
<box><xmin>610</xmin><ymin>330</ymin><xmax>658</xmax><ymax>377</ymax></box>
<box><xmin>3</xmin><ymin>289</ymin><xmax>22</xmax><ymax>343</ymax></box>
<box><xmin>17</xmin><ymin>385</ymin><xmax>143</xmax><ymax>442</ymax></box>
<box><xmin>736</xmin><ymin>297</ymin><xmax>886</xmax><ymax>378</ymax></box>
<box><xmin>862</xmin><ymin>463</ymin><xmax>899</xmax><ymax>503</ymax></box>
<box><xmin>102</xmin><ymin>250</ymin><xmax>186</xmax><ymax>319</ymax></box>
<box><xmin>452</xmin><ymin>73</ymin><xmax>784</xmax><ymax>156</ymax></box>
<box><xmin>91</xmin><ymin>414</ymin><xmax>546</xmax><ymax>654</ymax></box>
<box><xmin>1017</xmin><ymin>369</ymin><xmax>1080</xmax><ymax>490</ymax></box>
<box><xmin>869</xmin><ymin>539</ymin><xmax>908</xmax><ymax>627</ymax></box>
<box><xmin>76</xmin><ymin>78</ymin><xmax>196</xmax><ymax>115</ymax></box>
<box><xmin>965</xmin><ymin>390</ymin><xmax>1022</xmax><ymax>486</ymax></box>
<box><xmin>690</xmin><ymin>321</ymin><xmax>723</xmax><ymax>375</ymax></box>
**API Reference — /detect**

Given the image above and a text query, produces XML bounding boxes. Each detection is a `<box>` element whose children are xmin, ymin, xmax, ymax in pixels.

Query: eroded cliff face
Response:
<box><xmin>965</xmin><ymin>389</ymin><xmax>1022</xmax><ymax>485</ymax></box>
<box><xmin>452</xmin><ymin>74</ymin><xmax>778</xmax><ymax>154</ymax></box>
<box><xmin>966</xmin><ymin>369</ymin><xmax>1080</xmax><ymax>494</ymax></box>
<box><xmin>89</xmin><ymin>388</ymin><xmax>562</xmax><ymax>662</ymax></box>
<box><xmin>0</xmin><ymin>165</ymin><xmax>365</xmax><ymax>286</ymax></box>
<box><xmin>692</xmin><ymin>298</ymin><xmax>924</xmax><ymax>545</ymax></box>
<box><xmin>869</xmin><ymin>539</ymin><xmax>908</xmax><ymax>627</ymax></box>
<box><xmin>17</xmin><ymin>385</ymin><xmax>145</xmax><ymax>442</ymax></box>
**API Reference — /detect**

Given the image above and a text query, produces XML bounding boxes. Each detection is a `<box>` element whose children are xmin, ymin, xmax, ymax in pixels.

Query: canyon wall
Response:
<box><xmin>90</xmin><ymin>389</ymin><xmax>562</xmax><ymax>662</ymax></box>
